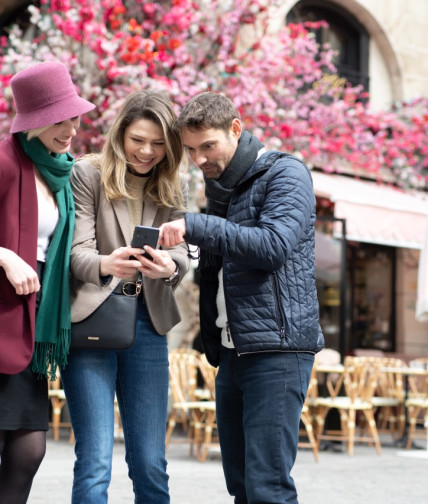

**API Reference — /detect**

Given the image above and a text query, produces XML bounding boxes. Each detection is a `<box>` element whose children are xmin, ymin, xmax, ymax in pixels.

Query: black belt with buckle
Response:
<box><xmin>113</xmin><ymin>275</ymin><xmax>142</xmax><ymax>297</ymax></box>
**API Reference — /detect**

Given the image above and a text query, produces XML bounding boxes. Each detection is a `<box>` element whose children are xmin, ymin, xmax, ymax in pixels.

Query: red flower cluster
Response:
<box><xmin>0</xmin><ymin>0</ymin><xmax>427</xmax><ymax>190</ymax></box>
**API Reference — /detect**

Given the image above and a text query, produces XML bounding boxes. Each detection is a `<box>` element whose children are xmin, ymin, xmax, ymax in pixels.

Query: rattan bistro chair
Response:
<box><xmin>314</xmin><ymin>356</ymin><xmax>382</xmax><ymax>456</ymax></box>
<box><xmin>349</xmin><ymin>356</ymin><xmax>407</xmax><ymax>441</ymax></box>
<box><xmin>298</xmin><ymin>363</ymin><xmax>319</xmax><ymax>461</ymax></box>
<box><xmin>406</xmin><ymin>396</ymin><xmax>428</xmax><ymax>448</ymax></box>
<box><xmin>166</xmin><ymin>348</ymin><xmax>217</xmax><ymax>462</ymax></box>
<box><xmin>405</xmin><ymin>359</ymin><xmax>428</xmax><ymax>448</ymax></box>
<box><xmin>371</xmin><ymin>357</ymin><xmax>406</xmax><ymax>440</ymax></box>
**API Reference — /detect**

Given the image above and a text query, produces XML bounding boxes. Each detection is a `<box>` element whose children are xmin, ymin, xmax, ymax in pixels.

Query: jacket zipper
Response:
<box><xmin>273</xmin><ymin>272</ymin><xmax>286</xmax><ymax>348</ymax></box>
<box><xmin>226</xmin><ymin>321</ymin><xmax>232</xmax><ymax>344</ymax></box>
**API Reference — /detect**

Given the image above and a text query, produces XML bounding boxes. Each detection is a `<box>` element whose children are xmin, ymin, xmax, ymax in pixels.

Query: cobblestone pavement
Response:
<box><xmin>29</xmin><ymin>432</ymin><xmax>428</xmax><ymax>503</ymax></box>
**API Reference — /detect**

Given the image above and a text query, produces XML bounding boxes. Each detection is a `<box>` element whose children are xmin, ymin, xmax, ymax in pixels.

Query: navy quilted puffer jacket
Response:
<box><xmin>185</xmin><ymin>151</ymin><xmax>324</xmax><ymax>367</ymax></box>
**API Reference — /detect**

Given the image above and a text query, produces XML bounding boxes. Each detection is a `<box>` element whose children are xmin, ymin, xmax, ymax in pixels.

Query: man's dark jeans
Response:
<box><xmin>216</xmin><ymin>348</ymin><xmax>314</xmax><ymax>504</ymax></box>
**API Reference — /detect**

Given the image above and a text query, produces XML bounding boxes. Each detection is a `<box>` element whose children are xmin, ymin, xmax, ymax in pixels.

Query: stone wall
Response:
<box><xmin>271</xmin><ymin>0</ymin><xmax>428</xmax><ymax>110</ymax></box>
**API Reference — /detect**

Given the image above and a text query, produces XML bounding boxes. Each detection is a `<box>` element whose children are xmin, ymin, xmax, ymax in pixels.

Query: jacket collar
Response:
<box><xmin>239</xmin><ymin>149</ymin><xmax>283</xmax><ymax>185</ymax></box>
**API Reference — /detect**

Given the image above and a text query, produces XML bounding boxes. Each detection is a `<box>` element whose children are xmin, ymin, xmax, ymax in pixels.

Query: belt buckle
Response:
<box><xmin>121</xmin><ymin>280</ymin><xmax>142</xmax><ymax>297</ymax></box>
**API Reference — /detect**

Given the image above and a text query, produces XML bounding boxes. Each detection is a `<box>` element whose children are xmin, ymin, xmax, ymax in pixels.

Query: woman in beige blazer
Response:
<box><xmin>61</xmin><ymin>91</ymin><xmax>190</xmax><ymax>504</ymax></box>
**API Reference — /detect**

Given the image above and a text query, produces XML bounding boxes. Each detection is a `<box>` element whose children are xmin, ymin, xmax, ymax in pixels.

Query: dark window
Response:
<box><xmin>0</xmin><ymin>1</ymin><xmax>36</xmax><ymax>37</ymax></box>
<box><xmin>287</xmin><ymin>1</ymin><xmax>369</xmax><ymax>91</ymax></box>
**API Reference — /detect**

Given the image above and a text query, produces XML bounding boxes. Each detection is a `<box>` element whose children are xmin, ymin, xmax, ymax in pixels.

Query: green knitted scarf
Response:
<box><xmin>18</xmin><ymin>133</ymin><xmax>75</xmax><ymax>380</ymax></box>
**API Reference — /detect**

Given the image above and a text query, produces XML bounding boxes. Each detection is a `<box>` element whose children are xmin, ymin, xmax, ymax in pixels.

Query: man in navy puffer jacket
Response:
<box><xmin>160</xmin><ymin>92</ymin><xmax>324</xmax><ymax>504</ymax></box>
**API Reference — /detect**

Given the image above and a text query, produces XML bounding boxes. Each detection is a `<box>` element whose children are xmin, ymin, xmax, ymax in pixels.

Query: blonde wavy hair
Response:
<box><xmin>25</xmin><ymin>125</ymin><xmax>51</xmax><ymax>140</ymax></box>
<box><xmin>84</xmin><ymin>90</ymin><xmax>185</xmax><ymax>209</ymax></box>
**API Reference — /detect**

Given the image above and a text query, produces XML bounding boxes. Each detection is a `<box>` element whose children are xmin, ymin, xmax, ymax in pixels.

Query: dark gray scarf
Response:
<box><xmin>200</xmin><ymin>131</ymin><xmax>264</xmax><ymax>271</ymax></box>
<box><xmin>204</xmin><ymin>130</ymin><xmax>264</xmax><ymax>217</ymax></box>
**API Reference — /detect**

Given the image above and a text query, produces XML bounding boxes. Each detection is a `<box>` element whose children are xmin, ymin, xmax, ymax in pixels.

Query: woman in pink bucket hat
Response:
<box><xmin>0</xmin><ymin>61</ymin><xmax>95</xmax><ymax>503</ymax></box>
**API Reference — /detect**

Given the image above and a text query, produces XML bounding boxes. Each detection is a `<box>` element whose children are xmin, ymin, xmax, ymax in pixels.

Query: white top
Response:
<box><xmin>216</xmin><ymin>268</ymin><xmax>235</xmax><ymax>348</ymax></box>
<box><xmin>36</xmin><ymin>184</ymin><xmax>59</xmax><ymax>262</ymax></box>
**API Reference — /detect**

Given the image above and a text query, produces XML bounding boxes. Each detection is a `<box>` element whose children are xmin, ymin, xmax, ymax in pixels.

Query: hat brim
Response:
<box><xmin>10</xmin><ymin>95</ymin><xmax>96</xmax><ymax>134</ymax></box>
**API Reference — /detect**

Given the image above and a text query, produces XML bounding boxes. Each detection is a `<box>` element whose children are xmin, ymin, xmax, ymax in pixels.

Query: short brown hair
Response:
<box><xmin>175</xmin><ymin>92</ymin><xmax>240</xmax><ymax>133</ymax></box>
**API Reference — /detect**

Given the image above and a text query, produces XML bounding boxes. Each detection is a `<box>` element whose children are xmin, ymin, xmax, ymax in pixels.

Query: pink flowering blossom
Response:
<box><xmin>48</xmin><ymin>0</ymin><xmax>71</xmax><ymax>13</ymax></box>
<box><xmin>0</xmin><ymin>0</ymin><xmax>427</xmax><ymax>190</ymax></box>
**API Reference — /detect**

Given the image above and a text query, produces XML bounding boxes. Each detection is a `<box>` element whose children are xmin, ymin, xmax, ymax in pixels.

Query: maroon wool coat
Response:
<box><xmin>0</xmin><ymin>135</ymin><xmax>38</xmax><ymax>374</ymax></box>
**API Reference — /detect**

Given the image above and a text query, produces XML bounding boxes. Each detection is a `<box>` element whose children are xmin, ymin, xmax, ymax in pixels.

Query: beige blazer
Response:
<box><xmin>69</xmin><ymin>159</ymin><xmax>190</xmax><ymax>335</ymax></box>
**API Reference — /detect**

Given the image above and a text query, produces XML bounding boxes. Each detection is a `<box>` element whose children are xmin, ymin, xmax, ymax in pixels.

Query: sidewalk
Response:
<box><xmin>29</xmin><ymin>432</ymin><xmax>428</xmax><ymax>503</ymax></box>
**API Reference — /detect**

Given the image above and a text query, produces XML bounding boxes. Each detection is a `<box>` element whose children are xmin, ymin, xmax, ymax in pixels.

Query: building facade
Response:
<box><xmin>1</xmin><ymin>0</ymin><xmax>427</xmax><ymax>357</ymax></box>
<box><xmin>276</xmin><ymin>0</ymin><xmax>428</xmax><ymax>358</ymax></box>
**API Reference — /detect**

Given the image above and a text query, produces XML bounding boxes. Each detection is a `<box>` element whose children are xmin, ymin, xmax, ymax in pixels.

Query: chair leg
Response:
<box><xmin>300</xmin><ymin>413</ymin><xmax>319</xmax><ymax>462</ymax></box>
<box><xmin>300</xmin><ymin>410</ymin><xmax>318</xmax><ymax>456</ymax></box>
<box><xmin>49</xmin><ymin>396</ymin><xmax>73</xmax><ymax>442</ymax></box>
<box><xmin>346</xmin><ymin>410</ymin><xmax>356</xmax><ymax>456</ymax></box>
<box><xmin>193</xmin><ymin>419</ymin><xmax>203</xmax><ymax>460</ymax></box>
<box><xmin>198</xmin><ymin>411</ymin><xmax>216</xmax><ymax>462</ymax></box>
<box><xmin>387</xmin><ymin>408</ymin><xmax>397</xmax><ymax>438</ymax></box>
<box><xmin>51</xmin><ymin>398</ymin><xmax>61</xmax><ymax>441</ymax></box>
<box><xmin>364</xmin><ymin>410</ymin><xmax>382</xmax><ymax>455</ymax></box>
<box><xmin>188</xmin><ymin>421</ymin><xmax>196</xmax><ymax>456</ymax></box>
<box><xmin>165</xmin><ymin>414</ymin><xmax>177</xmax><ymax>448</ymax></box>
<box><xmin>397</xmin><ymin>405</ymin><xmax>406</xmax><ymax>439</ymax></box>
<box><xmin>314</xmin><ymin>407</ymin><xmax>328</xmax><ymax>449</ymax></box>
<box><xmin>406</xmin><ymin>407</ymin><xmax>419</xmax><ymax>449</ymax></box>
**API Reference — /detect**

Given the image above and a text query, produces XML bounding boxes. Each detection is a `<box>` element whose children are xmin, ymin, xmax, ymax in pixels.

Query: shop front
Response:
<box><xmin>312</xmin><ymin>170</ymin><xmax>428</xmax><ymax>358</ymax></box>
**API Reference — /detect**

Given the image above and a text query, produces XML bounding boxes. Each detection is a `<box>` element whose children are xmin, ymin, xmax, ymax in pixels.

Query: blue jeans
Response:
<box><xmin>216</xmin><ymin>348</ymin><xmax>314</xmax><ymax>504</ymax></box>
<box><xmin>61</xmin><ymin>301</ymin><xmax>170</xmax><ymax>504</ymax></box>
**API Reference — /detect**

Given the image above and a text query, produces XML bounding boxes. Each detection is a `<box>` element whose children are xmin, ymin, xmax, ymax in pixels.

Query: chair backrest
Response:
<box><xmin>343</xmin><ymin>356</ymin><xmax>379</xmax><ymax>402</ymax></box>
<box><xmin>376</xmin><ymin>357</ymin><xmax>407</xmax><ymax>400</ymax></box>
<box><xmin>168</xmin><ymin>348</ymin><xmax>202</xmax><ymax>404</ymax></box>
<box><xmin>349</xmin><ymin>356</ymin><xmax>407</xmax><ymax>400</ymax></box>
<box><xmin>408</xmin><ymin>359</ymin><xmax>428</xmax><ymax>396</ymax></box>
<box><xmin>198</xmin><ymin>353</ymin><xmax>218</xmax><ymax>400</ymax></box>
<box><xmin>305</xmin><ymin>363</ymin><xmax>319</xmax><ymax>401</ymax></box>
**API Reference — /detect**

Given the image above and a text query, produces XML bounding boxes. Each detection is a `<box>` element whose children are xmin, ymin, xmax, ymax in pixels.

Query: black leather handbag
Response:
<box><xmin>70</xmin><ymin>276</ymin><xmax>142</xmax><ymax>350</ymax></box>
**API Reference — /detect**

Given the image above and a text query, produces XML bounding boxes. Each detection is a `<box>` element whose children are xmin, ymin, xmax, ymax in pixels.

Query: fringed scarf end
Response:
<box><xmin>32</xmin><ymin>329</ymin><xmax>70</xmax><ymax>380</ymax></box>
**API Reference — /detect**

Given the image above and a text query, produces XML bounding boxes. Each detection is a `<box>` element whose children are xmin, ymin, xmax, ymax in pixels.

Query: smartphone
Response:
<box><xmin>131</xmin><ymin>225</ymin><xmax>159</xmax><ymax>260</ymax></box>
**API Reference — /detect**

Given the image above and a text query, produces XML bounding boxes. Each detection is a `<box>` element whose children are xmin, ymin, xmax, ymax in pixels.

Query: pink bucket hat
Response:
<box><xmin>10</xmin><ymin>61</ymin><xmax>95</xmax><ymax>134</ymax></box>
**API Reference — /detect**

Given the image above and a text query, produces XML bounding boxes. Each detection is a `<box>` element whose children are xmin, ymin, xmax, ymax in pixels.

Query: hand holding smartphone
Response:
<box><xmin>131</xmin><ymin>225</ymin><xmax>159</xmax><ymax>261</ymax></box>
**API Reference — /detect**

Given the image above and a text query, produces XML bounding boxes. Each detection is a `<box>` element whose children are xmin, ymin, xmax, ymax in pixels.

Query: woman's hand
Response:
<box><xmin>134</xmin><ymin>246</ymin><xmax>177</xmax><ymax>280</ymax></box>
<box><xmin>99</xmin><ymin>246</ymin><xmax>145</xmax><ymax>278</ymax></box>
<box><xmin>0</xmin><ymin>247</ymin><xmax>40</xmax><ymax>295</ymax></box>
